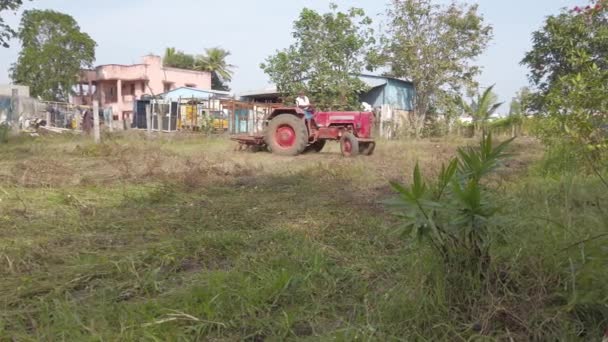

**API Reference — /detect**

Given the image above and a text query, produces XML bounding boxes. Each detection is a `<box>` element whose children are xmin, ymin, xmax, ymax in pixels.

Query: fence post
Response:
<box><xmin>109</xmin><ymin>108</ymin><xmax>114</xmax><ymax>132</ymax></box>
<box><xmin>157</xmin><ymin>103</ymin><xmax>162</xmax><ymax>133</ymax></box>
<box><xmin>10</xmin><ymin>89</ymin><xmax>18</xmax><ymax>125</ymax></box>
<box><xmin>93</xmin><ymin>100</ymin><xmax>100</xmax><ymax>144</ymax></box>
<box><xmin>145</xmin><ymin>104</ymin><xmax>152</xmax><ymax>137</ymax></box>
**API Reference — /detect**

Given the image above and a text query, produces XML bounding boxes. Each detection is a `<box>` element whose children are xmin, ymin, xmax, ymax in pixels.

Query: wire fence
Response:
<box><xmin>0</xmin><ymin>95</ymin><xmax>93</xmax><ymax>131</ymax></box>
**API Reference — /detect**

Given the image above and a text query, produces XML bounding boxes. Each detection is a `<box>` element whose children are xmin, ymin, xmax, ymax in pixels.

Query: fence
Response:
<box><xmin>0</xmin><ymin>95</ymin><xmax>46</xmax><ymax>128</ymax></box>
<box><xmin>0</xmin><ymin>95</ymin><xmax>93</xmax><ymax>131</ymax></box>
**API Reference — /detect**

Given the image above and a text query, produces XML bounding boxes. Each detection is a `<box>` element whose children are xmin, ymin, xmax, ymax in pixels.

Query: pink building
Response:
<box><xmin>72</xmin><ymin>55</ymin><xmax>212</xmax><ymax>123</ymax></box>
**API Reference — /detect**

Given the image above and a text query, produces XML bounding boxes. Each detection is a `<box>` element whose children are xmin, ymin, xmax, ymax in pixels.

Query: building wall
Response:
<box><xmin>0</xmin><ymin>84</ymin><xmax>30</xmax><ymax>98</ymax></box>
<box><xmin>72</xmin><ymin>55</ymin><xmax>212</xmax><ymax>125</ymax></box>
<box><xmin>359</xmin><ymin>79</ymin><xmax>414</xmax><ymax>111</ymax></box>
<box><xmin>385</xmin><ymin>79</ymin><xmax>415</xmax><ymax>111</ymax></box>
<box><xmin>360</xmin><ymin>86</ymin><xmax>385</xmax><ymax>109</ymax></box>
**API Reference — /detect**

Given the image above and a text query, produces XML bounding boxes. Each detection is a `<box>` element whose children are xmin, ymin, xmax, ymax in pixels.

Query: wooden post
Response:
<box><xmin>108</xmin><ymin>107</ymin><xmax>114</xmax><ymax>132</ymax></box>
<box><xmin>157</xmin><ymin>103</ymin><xmax>163</xmax><ymax>133</ymax></box>
<box><xmin>10</xmin><ymin>88</ymin><xmax>18</xmax><ymax>124</ymax></box>
<box><xmin>145</xmin><ymin>104</ymin><xmax>152</xmax><ymax>137</ymax></box>
<box><xmin>93</xmin><ymin>100</ymin><xmax>100</xmax><ymax>143</ymax></box>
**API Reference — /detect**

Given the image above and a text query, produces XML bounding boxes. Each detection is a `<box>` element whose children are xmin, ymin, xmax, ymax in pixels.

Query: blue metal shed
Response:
<box><xmin>358</xmin><ymin>74</ymin><xmax>415</xmax><ymax>111</ymax></box>
<box><xmin>160</xmin><ymin>87</ymin><xmax>231</xmax><ymax>101</ymax></box>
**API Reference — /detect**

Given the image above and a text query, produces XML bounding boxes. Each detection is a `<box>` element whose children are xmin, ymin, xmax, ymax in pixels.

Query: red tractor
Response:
<box><xmin>231</xmin><ymin>107</ymin><xmax>376</xmax><ymax>157</ymax></box>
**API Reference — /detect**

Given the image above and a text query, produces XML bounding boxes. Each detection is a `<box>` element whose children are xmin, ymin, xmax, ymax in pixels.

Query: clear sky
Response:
<box><xmin>0</xmin><ymin>0</ymin><xmax>578</xmax><ymax>108</ymax></box>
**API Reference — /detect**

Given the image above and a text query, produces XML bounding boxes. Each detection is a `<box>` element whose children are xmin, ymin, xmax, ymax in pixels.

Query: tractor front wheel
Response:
<box><xmin>265</xmin><ymin>114</ymin><xmax>308</xmax><ymax>156</ymax></box>
<box><xmin>340</xmin><ymin>132</ymin><xmax>359</xmax><ymax>157</ymax></box>
<box><xmin>359</xmin><ymin>142</ymin><xmax>376</xmax><ymax>156</ymax></box>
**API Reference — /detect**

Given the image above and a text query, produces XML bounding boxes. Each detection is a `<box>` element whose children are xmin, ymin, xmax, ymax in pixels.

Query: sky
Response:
<box><xmin>0</xmin><ymin>0</ymin><xmax>579</xmax><ymax>108</ymax></box>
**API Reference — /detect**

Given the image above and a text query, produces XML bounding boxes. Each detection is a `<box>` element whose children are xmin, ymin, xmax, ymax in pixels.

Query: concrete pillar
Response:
<box><xmin>117</xmin><ymin>79</ymin><xmax>122</xmax><ymax>107</ymax></box>
<box><xmin>146</xmin><ymin>104</ymin><xmax>152</xmax><ymax>137</ymax></box>
<box><xmin>93</xmin><ymin>101</ymin><xmax>100</xmax><ymax>144</ymax></box>
<box><xmin>88</xmin><ymin>80</ymin><xmax>93</xmax><ymax>104</ymax></box>
<box><xmin>10</xmin><ymin>88</ymin><xmax>18</xmax><ymax>124</ymax></box>
<box><xmin>100</xmin><ymin>83</ymin><xmax>106</xmax><ymax>107</ymax></box>
<box><xmin>115</xmin><ymin>79</ymin><xmax>122</xmax><ymax>131</ymax></box>
<box><xmin>157</xmin><ymin>103</ymin><xmax>162</xmax><ymax>132</ymax></box>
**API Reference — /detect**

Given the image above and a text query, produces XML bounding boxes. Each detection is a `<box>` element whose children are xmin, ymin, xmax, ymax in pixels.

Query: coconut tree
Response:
<box><xmin>460</xmin><ymin>85</ymin><xmax>503</xmax><ymax>136</ymax></box>
<box><xmin>163</xmin><ymin>47</ymin><xmax>195</xmax><ymax>69</ymax></box>
<box><xmin>195</xmin><ymin>47</ymin><xmax>235</xmax><ymax>91</ymax></box>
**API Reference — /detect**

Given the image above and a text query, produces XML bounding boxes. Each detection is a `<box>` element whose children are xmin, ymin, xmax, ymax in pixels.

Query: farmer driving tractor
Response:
<box><xmin>295</xmin><ymin>91</ymin><xmax>314</xmax><ymax>119</ymax></box>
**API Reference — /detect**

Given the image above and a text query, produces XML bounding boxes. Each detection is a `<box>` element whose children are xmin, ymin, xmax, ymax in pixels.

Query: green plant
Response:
<box><xmin>382</xmin><ymin>0</ymin><xmax>493</xmax><ymax>137</ymax></box>
<box><xmin>458</xmin><ymin>85</ymin><xmax>503</xmax><ymax>137</ymax></box>
<box><xmin>0</xmin><ymin>123</ymin><xmax>9</xmax><ymax>143</ymax></box>
<box><xmin>261</xmin><ymin>3</ymin><xmax>375</xmax><ymax>110</ymax></box>
<box><xmin>522</xmin><ymin>1</ymin><xmax>607</xmax><ymax>160</ymax></box>
<box><xmin>389</xmin><ymin>133</ymin><xmax>514</xmax><ymax>276</ymax></box>
<box><xmin>10</xmin><ymin>9</ymin><xmax>96</xmax><ymax>101</ymax></box>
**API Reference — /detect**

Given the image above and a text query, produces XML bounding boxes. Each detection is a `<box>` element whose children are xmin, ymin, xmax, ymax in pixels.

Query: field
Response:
<box><xmin>0</xmin><ymin>132</ymin><xmax>606</xmax><ymax>341</ymax></box>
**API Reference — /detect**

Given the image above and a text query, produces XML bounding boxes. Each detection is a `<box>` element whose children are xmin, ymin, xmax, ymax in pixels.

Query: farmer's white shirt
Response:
<box><xmin>296</xmin><ymin>96</ymin><xmax>310</xmax><ymax>107</ymax></box>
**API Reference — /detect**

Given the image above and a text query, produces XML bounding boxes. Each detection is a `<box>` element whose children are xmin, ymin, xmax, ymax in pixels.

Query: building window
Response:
<box><xmin>185</xmin><ymin>83</ymin><xmax>196</xmax><ymax>88</ymax></box>
<box><xmin>164</xmin><ymin>83</ymin><xmax>172</xmax><ymax>92</ymax></box>
<box><xmin>141</xmin><ymin>82</ymin><xmax>146</xmax><ymax>92</ymax></box>
<box><xmin>130</xmin><ymin>84</ymin><xmax>135</xmax><ymax>95</ymax></box>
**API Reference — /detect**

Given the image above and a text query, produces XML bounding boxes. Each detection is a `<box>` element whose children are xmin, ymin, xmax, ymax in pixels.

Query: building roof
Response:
<box><xmin>159</xmin><ymin>87</ymin><xmax>232</xmax><ymax>101</ymax></box>
<box><xmin>238</xmin><ymin>74</ymin><xmax>413</xmax><ymax>99</ymax></box>
<box><xmin>239</xmin><ymin>86</ymin><xmax>279</xmax><ymax>98</ymax></box>
<box><xmin>356</xmin><ymin>74</ymin><xmax>414</xmax><ymax>88</ymax></box>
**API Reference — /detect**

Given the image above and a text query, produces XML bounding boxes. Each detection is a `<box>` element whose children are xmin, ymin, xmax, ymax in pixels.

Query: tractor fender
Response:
<box><xmin>266</xmin><ymin>107</ymin><xmax>306</xmax><ymax>121</ymax></box>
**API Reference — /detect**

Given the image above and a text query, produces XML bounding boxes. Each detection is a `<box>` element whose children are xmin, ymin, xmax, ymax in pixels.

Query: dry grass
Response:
<box><xmin>4</xmin><ymin>132</ymin><xmax>603</xmax><ymax>340</ymax></box>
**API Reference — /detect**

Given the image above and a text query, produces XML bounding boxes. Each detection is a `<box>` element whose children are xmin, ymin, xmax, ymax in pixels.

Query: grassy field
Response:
<box><xmin>0</xmin><ymin>132</ymin><xmax>606</xmax><ymax>341</ymax></box>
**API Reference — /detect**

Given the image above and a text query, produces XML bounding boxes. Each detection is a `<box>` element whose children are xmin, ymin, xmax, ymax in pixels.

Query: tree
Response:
<box><xmin>382</xmin><ymin>0</ymin><xmax>493</xmax><ymax>137</ymax></box>
<box><xmin>459</xmin><ymin>85</ymin><xmax>503</xmax><ymax>136</ymax></box>
<box><xmin>521</xmin><ymin>0</ymin><xmax>607</xmax><ymax>151</ymax></box>
<box><xmin>502</xmin><ymin>87</ymin><xmax>531</xmax><ymax>137</ymax></box>
<box><xmin>261</xmin><ymin>4</ymin><xmax>376</xmax><ymax>110</ymax></box>
<box><xmin>10</xmin><ymin>10</ymin><xmax>96</xmax><ymax>101</ymax></box>
<box><xmin>508</xmin><ymin>87</ymin><xmax>531</xmax><ymax>117</ymax></box>
<box><xmin>194</xmin><ymin>47</ymin><xmax>234</xmax><ymax>91</ymax></box>
<box><xmin>163</xmin><ymin>47</ymin><xmax>195</xmax><ymax>69</ymax></box>
<box><xmin>0</xmin><ymin>0</ymin><xmax>28</xmax><ymax>48</ymax></box>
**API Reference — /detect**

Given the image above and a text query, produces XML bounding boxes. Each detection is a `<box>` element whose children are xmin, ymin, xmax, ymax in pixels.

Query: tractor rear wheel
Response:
<box><xmin>340</xmin><ymin>132</ymin><xmax>359</xmax><ymax>157</ymax></box>
<box><xmin>265</xmin><ymin>114</ymin><xmax>308</xmax><ymax>156</ymax></box>
<box><xmin>359</xmin><ymin>142</ymin><xmax>376</xmax><ymax>156</ymax></box>
<box><xmin>305</xmin><ymin>140</ymin><xmax>326</xmax><ymax>153</ymax></box>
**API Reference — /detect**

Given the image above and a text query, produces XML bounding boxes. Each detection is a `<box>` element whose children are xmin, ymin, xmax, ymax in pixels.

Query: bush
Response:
<box><xmin>388</xmin><ymin>134</ymin><xmax>514</xmax><ymax>277</ymax></box>
<box><xmin>0</xmin><ymin>123</ymin><xmax>10</xmax><ymax>144</ymax></box>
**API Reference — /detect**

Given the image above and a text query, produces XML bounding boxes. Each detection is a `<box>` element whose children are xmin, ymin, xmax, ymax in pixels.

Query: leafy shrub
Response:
<box><xmin>389</xmin><ymin>133</ymin><xmax>514</xmax><ymax>277</ymax></box>
<box><xmin>0</xmin><ymin>123</ymin><xmax>10</xmax><ymax>144</ymax></box>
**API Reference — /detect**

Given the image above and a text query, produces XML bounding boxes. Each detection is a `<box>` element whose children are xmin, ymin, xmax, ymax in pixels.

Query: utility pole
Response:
<box><xmin>93</xmin><ymin>100</ymin><xmax>100</xmax><ymax>143</ymax></box>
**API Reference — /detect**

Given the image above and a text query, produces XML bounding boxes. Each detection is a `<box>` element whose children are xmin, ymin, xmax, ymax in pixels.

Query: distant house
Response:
<box><xmin>0</xmin><ymin>84</ymin><xmax>30</xmax><ymax>98</ymax></box>
<box><xmin>357</xmin><ymin>74</ymin><xmax>415</xmax><ymax>111</ymax></box>
<box><xmin>239</xmin><ymin>74</ymin><xmax>415</xmax><ymax>111</ymax></box>
<box><xmin>71</xmin><ymin>55</ymin><xmax>212</xmax><ymax>124</ymax></box>
<box><xmin>159</xmin><ymin>86</ymin><xmax>231</xmax><ymax>101</ymax></box>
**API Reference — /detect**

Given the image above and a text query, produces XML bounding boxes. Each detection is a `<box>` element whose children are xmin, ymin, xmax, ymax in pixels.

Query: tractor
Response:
<box><xmin>231</xmin><ymin>107</ymin><xmax>376</xmax><ymax>157</ymax></box>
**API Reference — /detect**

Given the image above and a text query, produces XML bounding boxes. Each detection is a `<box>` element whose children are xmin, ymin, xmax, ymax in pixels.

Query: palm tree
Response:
<box><xmin>460</xmin><ymin>85</ymin><xmax>503</xmax><ymax>136</ymax></box>
<box><xmin>195</xmin><ymin>47</ymin><xmax>235</xmax><ymax>90</ymax></box>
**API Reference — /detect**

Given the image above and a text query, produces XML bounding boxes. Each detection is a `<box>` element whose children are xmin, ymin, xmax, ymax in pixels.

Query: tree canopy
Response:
<box><xmin>521</xmin><ymin>0</ymin><xmax>607</xmax><ymax>148</ymax></box>
<box><xmin>0</xmin><ymin>0</ymin><xmax>28</xmax><ymax>48</ymax></box>
<box><xmin>194</xmin><ymin>48</ymin><xmax>235</xmax><ymax>91</ymax></box>
<box><xmin>459</xmin><ymin>84</ymin><xmax>503</xmax><ymax>136</ymax></box>
<box><xmin>261</xmin><ymin>4</ymin><xmax>376</xmax><ymax>110</ymax></box>
<box><xmin>382</xmin><ymin>0</ymin><xmax>493</xmax><ymax>136</ymax></box>
<box><xmin>163</xmin><ymin>47</ymin><xmax>195</xmax><ymax>70</ymax></box>
<box><xmin>10</xmin><ymin>9</ymin><xmax>96</xmax><ymax>101</ymax></box>
<box><xmin>163</xmin><ymin>47</ymin><xmax>234</xmax><ymax>91</ymax></box>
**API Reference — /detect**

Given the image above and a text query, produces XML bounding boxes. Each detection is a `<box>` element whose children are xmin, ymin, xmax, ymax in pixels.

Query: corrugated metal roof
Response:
<box><xmin>160</xmin><ymin>87</ymin><xmax>232</xmax><ymax>101</ymax></box>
